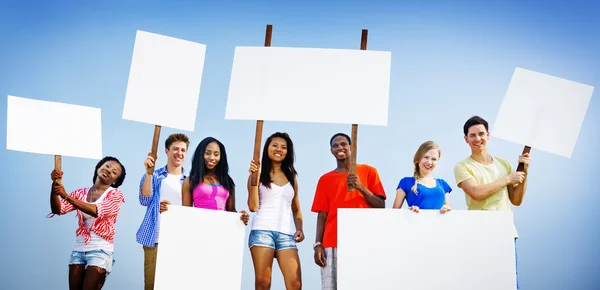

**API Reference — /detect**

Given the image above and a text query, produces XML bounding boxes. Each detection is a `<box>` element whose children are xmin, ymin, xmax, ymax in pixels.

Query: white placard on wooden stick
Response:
<box><xmin>338</xmin><ymin>209</ymin><xmax>516</xmax><ymax>290</ymax></box>
<box><xmin>122</xmin><ymin>30</ymin><xmax>207</xmax><ymax>131</ymax></box>
<box><xmin>6</xmin><ymin>95</ymin><xmax>102</xmax><ymax>159</ymax></box>
<box><xmin>492</xmin><ymin>67</ymin><xmax>594</xmax><ymax>158</ymax></box>
<box><xmin>225</xmin><ymin>46</ymin><xmax>392</xmax><ymax>126</ymax></box>
<box><xmin>154</xmin><ymin>205</ymin><xmax>246</xmax><ymax>290</ymax></box>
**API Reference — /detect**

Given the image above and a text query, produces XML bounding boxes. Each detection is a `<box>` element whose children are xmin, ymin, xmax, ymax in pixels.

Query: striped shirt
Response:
<box><xmin>136</xmin><ymin>166</ymin><xmax>186</xmax><ymax>247</ymax></box>
<box><xmin>47</xmin><ymin>187</ymin><xmax>125</xmax><ymax>244</ymax></box>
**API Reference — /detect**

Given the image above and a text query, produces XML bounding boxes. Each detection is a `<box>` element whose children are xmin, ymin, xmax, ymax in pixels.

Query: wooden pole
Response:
<box><xmin>150</xmin><ymin>125</ymin><xmax>161</xmax><ymax>172</ymax></box>
<box><xmin>54</xmin><ymin>155</ymin><xmax>62</xmax><ymax>183</ymax></box>
<box><xmin>250</xmin><ymin>24</ymin><xmax>273</xmax><ymax>186</ymax></box>
<box><xmin>516</xmin><ymin>145</ymin><xmax>531</xmax><ymax>172</ymax></box>
<box><xmin>348</xmin><ymin>29</ymin><xmax>368</xmax><ymax>192</ymax></box>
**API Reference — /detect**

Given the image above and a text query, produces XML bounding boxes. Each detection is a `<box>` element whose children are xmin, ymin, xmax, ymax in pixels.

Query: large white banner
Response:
<box><xmin>225</xmin><ymin>46</ymin><xmax>392</xmax><ymax>126</ymax></box>
<box><xmin>122</xmin><ymin>30</ymin><xmax>206</xmax><ymax>131</ymax></box>
<box><xmin>6</xmin><ymin>95</ymin><xmax>102</xmax><ymax>159</ymax></box>
<box><xmin>492</xmin><ymin>67</ymin><xmax>594</xmax><ymax>158</ymax></box>
<box><xmin>154</xmin><ymin>205</ymin><xmax>246</xmax><ymax>290</ymax></box>
<box><xmin>338</xmin><ymin>209</ymin><xmax>516</xmax><ymax>290</ymax></box>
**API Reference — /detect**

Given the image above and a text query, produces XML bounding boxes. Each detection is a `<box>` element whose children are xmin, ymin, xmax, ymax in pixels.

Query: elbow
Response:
<box><xmin>248</xmin><ymin>201</ymin><xmax>258</xmax><ymax>212</ymax></box>
<box><xmin>466</xmin><ymin>191</ymin><xmax>485</xmax><ymax>201</ymax></box>
<box><xmin>510</xmin><ymin>198</ymin><xmax>523</xmax><ymax>207</ymax></box>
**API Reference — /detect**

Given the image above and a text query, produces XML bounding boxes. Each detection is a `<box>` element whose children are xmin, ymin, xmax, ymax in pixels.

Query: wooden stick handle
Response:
<box><xmin>516</xmin><ymin>146</ymin><xmax>531</xmax><ymax>172</ymax></box>
<box><xmin>250</xmin><ymin>24</ymin><xmax>273</xmax><ymax>186</ymax></box>
<box><xmin>54</xmin><ymin>155</ymin><xmax>62</xmax><ymax>183</ymax></box>
<box><xmin>348</xmin><ymin>29</ymin><xmax>368</xmax><ymax>192</ymax></box>
<box><xmin>348</xmin><ymin>124</ymin><xmax>359</xmax><ymax>191</ymax></box>
<box><xmin>251</xmin><ymin>120</ymin><xmax>264</xmax><ymax>186</ymax></box>
<box><xmin>150</xmin><ymin>125</ymin><xmax>162</xmax><ymax>172</ymax></box>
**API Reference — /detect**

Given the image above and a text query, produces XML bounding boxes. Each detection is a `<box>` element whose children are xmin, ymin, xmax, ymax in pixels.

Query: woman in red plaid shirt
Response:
<box><xmin>48</xmin><ymin>156</ymin><xmax>126</xmax><ymax>290</ymax></box>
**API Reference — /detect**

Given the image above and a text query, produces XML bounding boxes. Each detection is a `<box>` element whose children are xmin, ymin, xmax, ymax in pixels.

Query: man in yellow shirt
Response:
<box><xmin>454</xmin><ymin>116</ymin><xmax>531</xmax><ymax>289</ymax></box>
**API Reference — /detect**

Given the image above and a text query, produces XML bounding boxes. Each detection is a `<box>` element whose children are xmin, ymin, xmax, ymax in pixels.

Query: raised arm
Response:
<box><xmin>49</xmin><ymin>169</ymin><xmax>81</xmax><ymax>216</ymax></box>
<box><xmin>455</xmin><ymin>162</ymin><xmax>524</xmax><ymax>201</ymax></box>
<box><xmin>139</xmin><ymin>152</ymin><xmax>156</xmax><ymax>206</ymax></box>
<box><xmin>508</xmin><ymin>153</ymin><xmax>531</xmax><ymax>206</ymax></box>
<box><xmin>50</xmin><ymin>170</ymin><xmax>64</xmax><ymax>214</ymax></box>
<box><xmin>53</xmin><ymin>183</ymin><xmax>98</xmax><ymax>217</ymax></box>
<box><xmin>348</xmin><ymin>172</ymin><xmax>385</xmax><ymax>208</ymax></box>
<box><xmin>459</xmin><ymin>174</ymin><xmax>522</xmax><ymax>201</ymax></box>
<box><xmin>247</xmin><ymin>160</ymin><xmax>260</xmax><ymax>212</ymax></box>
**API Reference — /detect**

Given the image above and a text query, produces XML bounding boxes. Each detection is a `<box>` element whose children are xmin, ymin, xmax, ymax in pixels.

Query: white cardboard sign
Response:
<box><xmin>492</xmin><ymin>67</ymin><xmax>594</xmax><ymax>158</ymax></box>
<box><xmin>154</xmin><ymin>205</ymin><xmax>246</xmax><ymax>290</ymax></box>
<box><xmin>225</xmin><ymin>46</ymin><xmax>392</xmax><ymax>126</ymax></box>
<box><xmin>338</xmin><ymin>209</ymin><xmax>516</xmax><ymax>290</ymax></box>
<box><xmin>122</xmin><ymin>30</ymin><xmax>206</xmax><ymax>131</ymax></box>
<box><xmin>6</xmin><ymin>95</ymin><xmax>102</xmax><ymax>159</ymax></box>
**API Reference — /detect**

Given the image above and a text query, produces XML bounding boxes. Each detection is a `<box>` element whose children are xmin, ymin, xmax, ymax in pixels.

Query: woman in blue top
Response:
<box><xmin>392</xmin><ymin>141</ymin><xmax>452</xmax><ymax>213</ymax></box>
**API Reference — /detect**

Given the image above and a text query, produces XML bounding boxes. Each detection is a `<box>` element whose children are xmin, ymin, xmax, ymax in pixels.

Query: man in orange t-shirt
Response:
<box><xmin>311</xmin><ymin>133</ymin><xmax>386</xmax><ymax>290</ymax></box>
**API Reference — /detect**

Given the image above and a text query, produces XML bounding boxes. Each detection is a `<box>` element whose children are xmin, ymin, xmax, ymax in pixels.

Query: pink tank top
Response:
<box><xmin>192</xmin><ymin>183</ymin><xmax>230</xmax><ymax>211</ymax></box>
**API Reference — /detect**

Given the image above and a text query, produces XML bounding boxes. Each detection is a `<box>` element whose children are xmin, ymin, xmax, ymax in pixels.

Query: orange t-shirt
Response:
<box><xmin>311</xmin><ymin>164</ymin><xmax>386</xmax><ymax>248</ymax></box>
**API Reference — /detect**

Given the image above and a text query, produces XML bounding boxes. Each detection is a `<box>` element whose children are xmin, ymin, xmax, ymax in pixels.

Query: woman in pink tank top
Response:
<box><xmin>182</xmin><ymin>137</ymin><xmax>249</xmax><ymax>225</ymax></box>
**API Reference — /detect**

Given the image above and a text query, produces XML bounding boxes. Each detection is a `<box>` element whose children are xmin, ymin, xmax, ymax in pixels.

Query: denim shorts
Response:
<box><xmin>248</xmin><ymin>230</ymin><xmax>297</xmax><ymax>251</ymax></box>
<box><xmin>69</xmin><ymin>249</ymin><xmax>115</xmax><ymax>275</ymax></box>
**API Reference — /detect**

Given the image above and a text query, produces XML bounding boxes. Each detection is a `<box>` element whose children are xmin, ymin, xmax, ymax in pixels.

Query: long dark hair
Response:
<box><xmin>92</xmin><ymin>156</ymin><xmax>126</xmax><ymax>188</ymax></box>
<box><xmin>260</xmin><ymin>132</ymin><xmax>297</xmax><ymax>190</ymax></box>
<box><xmin>189</xmin><ymin>137</ymin><xmax>235</xmax><ymax>193</ymax></box>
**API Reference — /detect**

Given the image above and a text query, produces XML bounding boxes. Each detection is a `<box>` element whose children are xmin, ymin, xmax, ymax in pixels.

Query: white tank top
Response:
<box><xmin>73</xmin><ymin>187</ymin><xmax>114</xmax><ymax>252</ymax></box>
<box><xmin>251</xmin><ymin>182</ymin><xmax>295</xmax><ymax>235</ymax></box>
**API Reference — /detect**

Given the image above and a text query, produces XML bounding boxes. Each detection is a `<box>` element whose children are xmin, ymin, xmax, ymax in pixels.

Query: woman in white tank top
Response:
<box><xmin>247</xmin><ymin>132</ymin><xmax>304</xmax><ymax>290</ymax></box>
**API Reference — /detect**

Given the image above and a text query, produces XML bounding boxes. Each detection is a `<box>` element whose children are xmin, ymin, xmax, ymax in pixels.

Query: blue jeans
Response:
<box><xmin>69</xmin><ymin>249</ymin><xmax>115</xmax><ymax>276</ymax></box>
<box><xmin>515</xmin><ymin>238</ymin><xmax>519</xmax><ymax>289</ymax></box>
<box><xmin>248</xmin><ymin>230</ymin><xmax>297</xmax><ymax>251</ymax></box>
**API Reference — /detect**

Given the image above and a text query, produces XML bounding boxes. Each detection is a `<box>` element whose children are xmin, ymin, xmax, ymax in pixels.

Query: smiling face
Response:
<box><xmin>464</xmin><ymin>124</ymin><xmax>490</xmax><ymax>153</ymax></box>
<box><xmin>330</xmin><ymin>135</ymin><xmax>351</xmax><ymax>160</ymax></box>
<box><xmin>417</xmin><ymin>148</ymin><xmax>439</xmax><ymax>176</ymax></box>
<box><xmin>165</xmin><ymin>141</ymin><xmax>187</xmax><ymax>167</ymax></box>
<box><xmin>204</xmin><ymin>141</ymin><xmax>221</xmax><ymax>170</ymax></box>
<box><xmin>267</xmin><ymin>137</ymin><xmax>288</xmax><ymax>163</ymax></box>
<box><xmin>96</xmin><ymin>160</ymin><xmax>123</xmax><ymax>185</ymax></box>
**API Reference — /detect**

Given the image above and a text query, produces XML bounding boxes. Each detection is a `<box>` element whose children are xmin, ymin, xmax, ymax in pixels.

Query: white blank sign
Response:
<box><xmin>122</xmin><ymin>30</ymin><xmax>206</xmax><ymax>131</ymax></box>
<box><xmin>6</xmin><ymin>95</ymin><xmax>102</xmax><ymax>159</ymax></box>
<box><xmin>338</xmin><ymin>209</ymin><xmax>516</xmax><ymax>290</ymax></box>
<box><xmin>154</xmin><ymin>205</ymin><xmax>246</xmax><ymax>290</ymax></box>
<box><xmin>492</xmin><ymin>67</ymin><xmax>594</xmax><ymax>158</ymax></box>
<box><xmin>225</xmin><ymin>46</ymin><xmax>392</xmax><ymax>126</ymax></box>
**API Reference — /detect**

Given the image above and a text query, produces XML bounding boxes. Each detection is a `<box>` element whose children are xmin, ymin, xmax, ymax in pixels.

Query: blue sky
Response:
<box><xmin>1</xmin><ymin>0</ymin><xmax>599</xmax><ymax>289</ymax></box>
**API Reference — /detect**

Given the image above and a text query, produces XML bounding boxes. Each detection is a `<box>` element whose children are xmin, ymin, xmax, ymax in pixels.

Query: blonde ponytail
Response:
<box><xmin>411</xmin><ymin>162</ymin><xmax>420</xmax><ymax>195</ymax></box>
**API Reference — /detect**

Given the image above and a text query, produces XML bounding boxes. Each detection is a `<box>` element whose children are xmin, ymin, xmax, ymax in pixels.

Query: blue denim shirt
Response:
<box><xmin>136</xmin><ymin>166</ymin><xmax>186</xmax><ymax>247</ymax></box>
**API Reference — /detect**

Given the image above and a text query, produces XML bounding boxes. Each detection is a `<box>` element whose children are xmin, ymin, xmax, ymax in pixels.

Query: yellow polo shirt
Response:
<box><xmin>454</xmin><ymin>156</ymin><xmax>518</xmax><ymax>238</ymax></box>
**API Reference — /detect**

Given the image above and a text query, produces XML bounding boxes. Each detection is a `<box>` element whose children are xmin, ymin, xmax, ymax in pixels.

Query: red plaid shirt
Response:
<box><xmin>48</xmin><ymin>187</ymin><xmax>125</xmax><ymax>244</ymax></box>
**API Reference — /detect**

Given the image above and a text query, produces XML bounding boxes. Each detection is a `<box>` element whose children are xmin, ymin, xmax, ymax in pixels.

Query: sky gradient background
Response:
<box><xmin>1</xmin><ymin>0</ymin><xmax>599</xmax><ymax>289</ymax></box>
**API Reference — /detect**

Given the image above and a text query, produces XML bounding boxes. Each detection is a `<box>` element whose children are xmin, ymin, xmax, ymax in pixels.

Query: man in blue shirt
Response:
<box><xmin>136</xmin><ymin>133</ymin><xmax>189</xmax><ymax>290</ymax></box>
